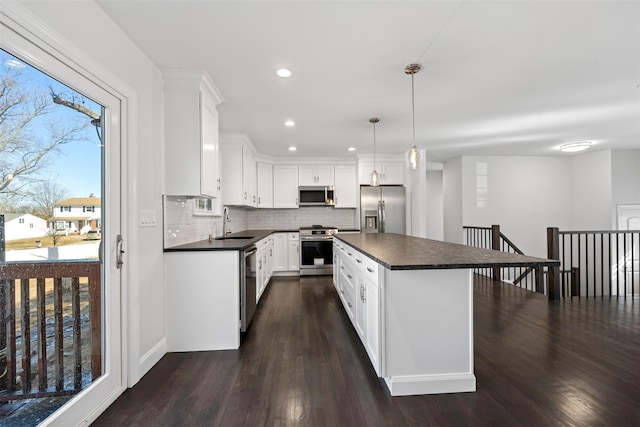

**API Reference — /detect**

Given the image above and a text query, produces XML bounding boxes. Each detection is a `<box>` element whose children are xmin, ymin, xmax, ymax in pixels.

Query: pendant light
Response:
<box><xmin>369</xmin><ymin>117</ymin><xmax>380</xmax><ymax>187</ymax></box>
<box><xmin>404</xmin><ymin>63</ymin><xmax>423</xmax><ymax>170</ymax></box>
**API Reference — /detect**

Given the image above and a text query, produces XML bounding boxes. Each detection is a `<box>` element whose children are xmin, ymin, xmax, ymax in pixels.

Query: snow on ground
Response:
<box><xmin>5</xmin><ymin>241</ymin><xmax>100</xmax><ymax>261</ymax></box>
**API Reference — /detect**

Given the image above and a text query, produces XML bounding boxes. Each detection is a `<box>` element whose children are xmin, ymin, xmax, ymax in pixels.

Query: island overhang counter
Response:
<box><xmin>332</xmin><ymin>233</ymin><xmax>559</xmax><ymax>397</ymax></box>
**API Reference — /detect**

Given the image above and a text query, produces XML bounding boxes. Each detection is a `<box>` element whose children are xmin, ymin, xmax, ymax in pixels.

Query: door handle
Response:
<box><xmin>116</xmin><ymin>234</ymin><xmax>125</xmax><ymax>269</ymax></box>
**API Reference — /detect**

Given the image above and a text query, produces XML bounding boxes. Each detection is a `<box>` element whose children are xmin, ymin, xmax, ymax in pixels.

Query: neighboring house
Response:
<box><xmin>1</xmin><ymin>213</ymin><xmax>48</xmax><ymax>241</ymax></box>
<box><xmin>53</xmin><ymin>195</ymin><xmax>102</xmax><ymax>235</ymax></box>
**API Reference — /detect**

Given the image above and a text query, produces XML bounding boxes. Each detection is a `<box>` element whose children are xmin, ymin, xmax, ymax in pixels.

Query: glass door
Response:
<box><xmin>0</xmin><ymin>18</ymin><xmax>123</xmax><ymax>426</ymax></box>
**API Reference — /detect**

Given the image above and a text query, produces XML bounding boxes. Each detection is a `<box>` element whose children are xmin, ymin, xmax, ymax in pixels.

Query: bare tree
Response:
<box><xmin>31</xmin><ymin>181</ymin><xmax>69</xmax><ymax>220</ymax></box>
<box><xmin>46</xmin><ymin>223</ymin><xmax>66</xmax><ymax>247</ymax></box>
<box><xmin>0</xmin><ymin>53</ymin><xmax>92</xmax><ymax>198</ymax></box>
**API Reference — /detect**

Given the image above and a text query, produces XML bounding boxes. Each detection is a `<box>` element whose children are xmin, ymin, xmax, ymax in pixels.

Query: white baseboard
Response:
<box><xmin>138</xmin><ymin>338</ymin><xmax>167</xmax><ymax>380</ymax></box>
<box><xmin>383</xmin><ymin>373</ymin><xmax>476</xmax><ymax>396</ymax></box>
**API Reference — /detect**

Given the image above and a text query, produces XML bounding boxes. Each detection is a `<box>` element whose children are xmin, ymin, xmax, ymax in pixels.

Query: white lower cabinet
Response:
<box><xmin>287</xmin><ymin>233</ymin><xmax>300</xmax><ymax>271</ymax></box>
<box><xmin>273</xmin><ymin>232</ymin><xmax>300</xmax><ymax>273</ymax></box>
<box><xmin>335</xmin><ymin>241</ymin><xmax>381</xmax><ymax>375</ymax></box>
<box><xmin>166</xmin><ymin>251</ymin><xmax>240</xmax><ymax>351</ymax></box>
<box><xmin>256</xmin><ymin>235</ymin><xmax>274</xmax><ymax>302</ymax></box>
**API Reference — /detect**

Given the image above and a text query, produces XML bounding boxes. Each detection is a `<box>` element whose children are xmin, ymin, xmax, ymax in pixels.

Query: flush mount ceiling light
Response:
<box><xmin>404</xmin><ymin>63</ymin><xmax>423</xmax><ymax>170</ymax></box>
<box><xmin>560</xmin><ymin>142</ymin><xmax>592</xmax><ymax>152</ymax></box>
<box><xmin>370</xmin><ymin>117</ymin><xmax>380</xmax><ymax>187</ymax></box>
<box><xmin>284</xmin><ymin>120</ymin><xmax>295</xmax><ymax>127</ymax></box>
<box><xmin>348</xmin><ymin>147</ymin><xmax>356</xmax><ymax>152</ymax></box>
<box><xmin>276</xmin><ymin>68</ymin><xmax>292</xmax><ymax>78</ymax></box>
<box><xmin>288</xmin><ymin>146</ymin><xmax>297</xmax><ymax>151</ymax></box>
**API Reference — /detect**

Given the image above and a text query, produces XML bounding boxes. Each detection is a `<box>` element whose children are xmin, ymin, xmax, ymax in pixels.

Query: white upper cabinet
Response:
<box><xmin>334</xmin><ymin>165</ymin><xmax>357</xmax><ymax>208</ymax></box>
<box><xmin>221</xmin><ymin>137</ymin><xmax>257</xmax><ymax>208</ymax></box>
<box><xmin>299</xmin><ymin>165</ymin><xmax>334</xmax><ymax>186</ymax></box>
<box><xmin>257</xmin><ymin>162</ymin><xmax>273</xmax><ymax>208</ymax></box>
<box><xmin>273</xmin><ymin>165</ymin><xmax>299</xmax><ymax>208</ymax></box>
<box><xmin>359</xmin><ymin>161</ymin><xmax>404</xmax><ymax>185</ymax></box>
<box><xmin>162</xmin><ymin>70</ymin><xmax>224</xmax><ymax>199</ymax></box>
<box><xmin>243</xmin><ymin>147</ymin><xmax>257</xmax><ymax>207</ymax></box>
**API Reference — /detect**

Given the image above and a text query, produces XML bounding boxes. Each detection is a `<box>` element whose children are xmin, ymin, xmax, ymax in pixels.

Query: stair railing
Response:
<box><xmin>546</xmin><ymin>227</ymin><xmax>639</xmax><ymax>299</ymax></box>
<box><xmin>464</xmin><ymin>225</ymin><xmax>540</xmax><ymax>293</ymax></box>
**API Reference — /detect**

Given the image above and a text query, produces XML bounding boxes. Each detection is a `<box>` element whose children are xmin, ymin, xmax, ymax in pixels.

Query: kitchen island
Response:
<box><xmin>333</xmin><ymin>233</ymin><xmax>559</xmax><ymax>396</ymax></box>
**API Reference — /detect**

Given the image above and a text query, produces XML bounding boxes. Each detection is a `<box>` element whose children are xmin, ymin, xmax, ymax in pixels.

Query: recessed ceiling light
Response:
<box><xmin>288</xmin><ymin>146</ymin><xmax>297</xmax><ymax>151</ymax></box>
<box><xmin>560</xmin><ymin>142</ymin><xmax>592</xmax><ymax>152</ymax></box>
<box><xmin>348</xmin><ymin>147</ymin><xmax>356</xmax><ymax>152</ymax></box>
<box><xmin>284</xmin><ymin>120</ymin><xmax>295</xmax><ymax>127</ymax></box>
<box><xmin>276</xmin><ymin>68</ymin><xmax>292</xmax><ymax>78</ymax></box>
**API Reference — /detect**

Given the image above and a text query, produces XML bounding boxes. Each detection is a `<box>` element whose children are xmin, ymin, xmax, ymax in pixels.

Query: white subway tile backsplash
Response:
<box><xmin>163</xmin><ymin>196</ymin><xmax>356</xmax><ymax>248</ymax></box>
<box><xmin>247</xmin><ymin>207</ymin><xmax>356</xmax><ymax>229</ymax></box>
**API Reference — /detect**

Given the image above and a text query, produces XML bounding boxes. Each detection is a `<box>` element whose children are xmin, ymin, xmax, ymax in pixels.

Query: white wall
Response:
<box><xmin>19</xmin><ymin>1</ymin><xmax>167</xmax><ymax>384</ymax></box>
<box><xmin>443</xmin><ymin>157</ymin><xmax>463</xmax><ymax>243</ymax></box>
<box><xmin>611</xmin><ymin>149</ymin><xmax>640</xmax><ymax>227</ymax></box>
<box><xmin>425</xmin><ymin>170</ymin><xmax>444</xmax><ymax>241</ymax></box>
<box><xmin>570</xmin><ymin>149</ymin><xmax>612</xmax><ymax>230</ymax></box>
<box><xmin>456</xmin><ymin>156</ymin><xmax>573</xmax><ymax>258</ymax></box>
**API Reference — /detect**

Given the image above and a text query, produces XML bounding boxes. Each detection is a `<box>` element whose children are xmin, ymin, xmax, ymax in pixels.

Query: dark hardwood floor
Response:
<box><xmin>93</xmin><ymin>275</ymin><xmax>640</xmax><ymax>426</ymax></box>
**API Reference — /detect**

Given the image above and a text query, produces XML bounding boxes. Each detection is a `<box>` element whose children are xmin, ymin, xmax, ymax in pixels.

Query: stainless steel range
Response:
<box><xmin>299</xmin><ymin>225</ymin><xmax>338</xmax><ymax>276</ymax></box>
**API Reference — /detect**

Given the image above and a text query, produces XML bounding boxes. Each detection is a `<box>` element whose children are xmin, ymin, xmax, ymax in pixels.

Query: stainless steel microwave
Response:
<box><xmin>298</xmin><ymin>186</ymin><xmax>335</xmax><ymax>207</ymax></box>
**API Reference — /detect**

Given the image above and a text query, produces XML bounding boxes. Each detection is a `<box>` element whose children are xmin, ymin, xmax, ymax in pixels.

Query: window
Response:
<box><xmin>60</xmin><ymin>206</ymin><xmax>71</xmax><ymax>212</ymax></box>
<box><xmin>83</xmin><ymin>206</ymin><xmax>95</xmax><ymax>213</ymax></box>
<box><xmin>19</xmin><ymin>218</ymin><xmax>24</xmax><ymax>224</ymax></box>
<box><xmin>29</xmin><ymin>223</ymin><xmax>34</xmax><ymax>228</ymax></box>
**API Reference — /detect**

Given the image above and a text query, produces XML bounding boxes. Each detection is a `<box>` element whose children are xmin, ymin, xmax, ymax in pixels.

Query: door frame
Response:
<box><xmin>0</xmin><ymin>2</ymin><xmax>139</xmax><ymax>424</ymax></box>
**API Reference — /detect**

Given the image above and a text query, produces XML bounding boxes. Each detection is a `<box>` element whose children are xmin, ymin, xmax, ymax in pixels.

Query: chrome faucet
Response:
<box><xmin>223</xmin><ymin>206</ymin><xmax>231</xmax><ymax>236</ymax></box>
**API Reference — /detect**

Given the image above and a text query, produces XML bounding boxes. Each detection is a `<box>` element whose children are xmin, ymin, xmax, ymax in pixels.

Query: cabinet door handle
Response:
<box><xmin>244</xmin><ymin>191</ymin><xmax>247</xmax><ymax>200</ymax></box>
<box><xmin>356</xmin><ymin>259</ymin><xmax>362</xmax><ymax>264</ymax></box>
<box><xmin>347</xmin><ymin>274</ymin><xmax>352</xmax><ymax>279</ymax></box>
<box><xmin>258</xmin><ymin>197</ymin><xmax>261</xmax><ymax>204</ymax></box>
<box><xmin>363</xmin><ymin>287</ymin><xmax>366</xmax><ymax>302</ymax></box>
<box><xmin>347</xmin><ymin>302</ymin><xmax>352</xmax><ymax>308</ymax></box>
<box><xmin>217</xmin><ymin>178</ymin><xmax>221</xmax><ymax>190</ymax></box>
<box><xmin>367</xmin><ymin>267</ymin><xmax>374</xmax><ymax>273</ymax></box>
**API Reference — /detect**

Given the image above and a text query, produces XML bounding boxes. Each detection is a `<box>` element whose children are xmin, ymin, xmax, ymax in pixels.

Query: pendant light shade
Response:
<box><xmin>369</xmin><ymin>117</ymin><xmax>380</xmax><ymax>187</ymax></box>
<box><xmin>404</xmin><ymin>63</ymin><xmax>423</xmax><ymax>170</ymax></box>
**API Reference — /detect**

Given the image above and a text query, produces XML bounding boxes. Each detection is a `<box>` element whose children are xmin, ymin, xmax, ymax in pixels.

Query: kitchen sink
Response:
<box><xmin>216</xmin><ymin>236</ymin><xmax>254</xmax><ymax>240</ymax></box>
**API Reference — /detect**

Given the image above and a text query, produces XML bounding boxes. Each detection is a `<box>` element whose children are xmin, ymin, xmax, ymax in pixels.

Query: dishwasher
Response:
<box><xmin>240</xmin><ymin>245</ymin><xmax>257</xmax><ymax>333</ymax></box>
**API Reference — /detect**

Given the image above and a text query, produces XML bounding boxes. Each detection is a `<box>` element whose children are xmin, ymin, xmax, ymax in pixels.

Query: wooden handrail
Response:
<box><xmin>464</xmin><ymin>225</ymin><xmax>543</xmax><ymax>294</ymax></box>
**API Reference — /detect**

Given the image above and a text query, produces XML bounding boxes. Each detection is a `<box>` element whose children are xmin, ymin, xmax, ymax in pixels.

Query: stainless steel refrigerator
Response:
<box><xmin>360</xmin><ymin>186</ymin><xmax>406</xmax><ymax>234</ymax></box>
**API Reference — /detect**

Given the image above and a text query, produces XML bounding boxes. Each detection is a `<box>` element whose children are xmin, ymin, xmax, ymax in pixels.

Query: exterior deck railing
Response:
<box><xmin>0</xmin><ymin>260</ymin><xmax>101</xmax><ymax>401</ymax></box>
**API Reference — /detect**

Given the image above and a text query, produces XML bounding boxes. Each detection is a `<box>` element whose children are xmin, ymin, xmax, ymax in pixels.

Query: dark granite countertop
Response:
<box><xmin>334</xmin><ymin>233</ymin><xmax>560</xmax><ymax>271</ymax></box>
<box><xmin>164</xmin><ymin>229</ymin><xmax>299</xmax><ymax>252</ymax></box>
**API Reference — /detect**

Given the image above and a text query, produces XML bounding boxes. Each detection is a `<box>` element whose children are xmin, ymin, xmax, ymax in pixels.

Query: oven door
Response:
<box><xmin>299</xmin><ymin>237</ymin><xmax>334</xmax><ymax>276</ymax></box>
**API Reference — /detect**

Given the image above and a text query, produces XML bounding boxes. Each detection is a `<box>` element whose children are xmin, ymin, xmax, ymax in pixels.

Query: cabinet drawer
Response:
<box><xmin>340</xmin><ymin>262</ymin><xmax>356</xmax><ymax>292</ymax></box>
<box><xmin>364</xmin><ymin>257</ymin><xmax>378</xmax><ymax>282</ymax></box>
<box><xmin>288</xmin><ymin>232</ymin><xmax>299</xmax><ymax>241</ymax></box>
<box><xmin>353</xmin><ymin>251</ymin><xmax>366</xmax><ymax>272</ymax></box>
<box><xmin>338</xmin><ymin>268</ymin><xmax>356</xmax><ymax>321</ymax></box>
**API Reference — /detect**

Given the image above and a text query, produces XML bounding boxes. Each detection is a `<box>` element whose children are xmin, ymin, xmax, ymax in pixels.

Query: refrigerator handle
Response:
<box><xmin>378</xmin><ymin>200</ymin><xmax>385</xmax><ymax>233</ymax></box>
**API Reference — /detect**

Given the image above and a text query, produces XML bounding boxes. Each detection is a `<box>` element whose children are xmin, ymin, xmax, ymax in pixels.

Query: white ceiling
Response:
<box><xmin>97</xmin><ymin>0</ymin><xmax>640</xmax><ymax>162</ymax></box>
